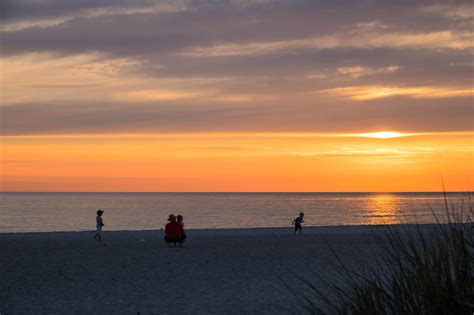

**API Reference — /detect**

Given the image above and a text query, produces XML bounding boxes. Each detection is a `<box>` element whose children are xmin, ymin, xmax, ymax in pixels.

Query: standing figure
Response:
<box><xmin>94</xmin><ymin>210</ymin><xmax>105</xmax><ymax>241</ymax></box>
<box><xmin>292</xmin><ymin>212</ymin><xmax>304</xmax><ymax>235</ymax></box>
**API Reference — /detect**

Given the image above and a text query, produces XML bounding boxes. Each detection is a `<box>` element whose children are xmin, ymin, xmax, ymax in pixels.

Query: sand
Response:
<box><xmin>1</xmin><ymin>226</ymin><xmax>390</xmax><ymax>313</ymax></box>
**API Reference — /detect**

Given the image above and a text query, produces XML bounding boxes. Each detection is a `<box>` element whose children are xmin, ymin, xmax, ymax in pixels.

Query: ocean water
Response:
<box><xmin>0</xmin><ymin>192</ymin><xmax>470</xmax><ymax>233</ymax></box>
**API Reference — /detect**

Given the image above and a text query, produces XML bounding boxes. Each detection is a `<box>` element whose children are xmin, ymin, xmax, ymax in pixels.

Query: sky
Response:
<box><xmin>0</xmin><ymin>0</ymin><xmax>473</xmax><ymax>192</ymax></box>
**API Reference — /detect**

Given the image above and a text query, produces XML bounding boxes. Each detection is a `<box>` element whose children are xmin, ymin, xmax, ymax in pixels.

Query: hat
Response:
<box><xmin>167</xmin><ymin>214</ymin><xmax>175</xmax><ymax>221</ymax></box>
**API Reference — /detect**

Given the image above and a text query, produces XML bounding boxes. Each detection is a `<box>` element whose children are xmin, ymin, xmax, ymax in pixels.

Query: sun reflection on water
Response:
<box><xmin>363</xmin><ymin>194</ymin><xmax>400</xmax><ymax>225</ymax></box>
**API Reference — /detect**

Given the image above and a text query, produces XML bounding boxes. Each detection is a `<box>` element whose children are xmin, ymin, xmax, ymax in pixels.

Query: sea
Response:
<box><xmin>0</xmin><ymin>192</ymin><xmax>470</xmax><ymax>233</ymax></box>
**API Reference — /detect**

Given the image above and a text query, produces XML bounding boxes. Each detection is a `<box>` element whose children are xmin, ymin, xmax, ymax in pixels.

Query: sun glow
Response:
<box><xmin>356</xmin><ymin>131</ymin><xmax>412</xmax><ymax>139</ymax></box>
<box><xmin>1</xmin><ymin>131</ymin><xmax>472</xmax><ymax>192</ymax></box>
<box><xmin>363</xmin><ymin>194</ymin><xmax>400</xmax><ymax>225</ymax></box>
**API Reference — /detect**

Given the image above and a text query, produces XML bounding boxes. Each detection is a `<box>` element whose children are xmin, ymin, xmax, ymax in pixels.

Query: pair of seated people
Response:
<box><xmin>164</xmin><ymin>214</ymin><xmax>186</xmax><ymax>246</ymax></box>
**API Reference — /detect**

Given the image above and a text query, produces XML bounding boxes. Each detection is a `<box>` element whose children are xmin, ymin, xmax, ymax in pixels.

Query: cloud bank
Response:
<box><xmin>1</xmin><ymin>0</ymin><xmax>472</xmax><ymax>135</ymax></box>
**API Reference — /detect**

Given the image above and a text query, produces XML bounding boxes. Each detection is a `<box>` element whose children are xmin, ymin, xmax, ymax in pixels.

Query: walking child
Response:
<box><xmin>94</xmin><ymin>210</ymin><xmax>104</xmax><ymax>241</ymax></box>
<box><xmin>292</xmin><ymin>212</ymin><xmax>304</xmax><ymax>235</ymax></box>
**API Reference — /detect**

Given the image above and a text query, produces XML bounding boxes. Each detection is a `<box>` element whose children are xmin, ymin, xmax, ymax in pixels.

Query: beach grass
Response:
<box><xmin>296</xmin><ymin>193</ymin><xmax>473</xmax><ymax>314</ymax></box>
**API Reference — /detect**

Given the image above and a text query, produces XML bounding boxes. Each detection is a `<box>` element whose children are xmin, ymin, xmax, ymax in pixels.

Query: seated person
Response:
<box><xmin>164</xmin><ymin>214</ymin><xmax>184</xmax><ymax>246</ymax></box>
<box><xmin>177</xmin><ymin>214</ymin><xmax>187</xmax><ymax>243</ymax></box>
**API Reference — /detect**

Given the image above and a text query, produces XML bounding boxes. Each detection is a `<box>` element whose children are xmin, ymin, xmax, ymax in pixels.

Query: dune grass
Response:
<box><xmin>297</xmin><ymin>193</ymin><xmax>473</xmax><ymax>314</ymax></box>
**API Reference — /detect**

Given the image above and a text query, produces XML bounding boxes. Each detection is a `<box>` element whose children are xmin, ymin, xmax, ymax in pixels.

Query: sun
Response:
<box><xmin>357</xmin><ymin>131</ymin><xmax>411</xmax><ymax>139</ymax></box>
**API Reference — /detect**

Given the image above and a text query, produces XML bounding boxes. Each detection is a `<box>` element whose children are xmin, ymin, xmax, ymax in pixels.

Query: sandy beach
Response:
<box><xmin>1</xmin><ymin>226</ymin><xmax>398</xmax><ymax>313</ymax></box>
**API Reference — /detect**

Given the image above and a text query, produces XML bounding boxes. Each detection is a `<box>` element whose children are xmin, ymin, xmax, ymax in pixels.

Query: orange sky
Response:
<box><xmin>1</xmin><ymin>132</ymin><xmax>472</xmax><ymax>192</ymax></box>
<box><xmin>1</xmin><ymin>1</ymin><xmax>473</xmax><ymax>192</ymax></box>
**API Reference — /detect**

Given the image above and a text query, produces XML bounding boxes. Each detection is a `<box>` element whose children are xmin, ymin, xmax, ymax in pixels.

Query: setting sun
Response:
<box><xmin>0</xmin><ymin>1</ymin><xmax>472</xmax><ymax>193</ymax></box>
<box><xmin>356</xmin><ymin>132</ymin><xmax>413</xmax><ymax>139</ymax></box>
<box><xmin>1</xmin><ymin>1</ymin><xmax>473</xmax><ymax>313</ymax></box>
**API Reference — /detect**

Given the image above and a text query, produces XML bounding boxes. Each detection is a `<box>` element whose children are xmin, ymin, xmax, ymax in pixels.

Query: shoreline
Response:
<box><xmin>0</xmin><ymin>223</ymin><xmax>440</xmax><ymax>238</ymax></box>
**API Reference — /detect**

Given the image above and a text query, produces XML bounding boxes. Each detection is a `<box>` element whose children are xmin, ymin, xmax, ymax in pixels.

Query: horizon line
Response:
<box><xmin>1</xmin><ymin>191</ymin><xmax>471</xmax><ymax>194</ymax></box>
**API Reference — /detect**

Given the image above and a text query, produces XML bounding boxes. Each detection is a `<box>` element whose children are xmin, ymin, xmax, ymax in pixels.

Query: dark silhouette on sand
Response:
<box><xmin>164</xmin><ymin>214</ymin><xmax>185</xmax><ymax>247</ymax></box>
<box><xmin>177</xmin><ymin>214</ymin><xmax>187</xmax><ymax>244</ymax></box>
<box><xmin>94</xmin><ymin>210</ymin><xmax>104</xmax><ymax>241</ymax></box>
<box><xmin>292</xmin><ymin>212</ymin><xmax>304</xmax><ymax>235</ymax></box>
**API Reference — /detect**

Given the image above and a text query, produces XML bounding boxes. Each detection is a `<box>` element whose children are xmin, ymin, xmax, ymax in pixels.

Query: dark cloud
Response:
<box><xmin>1</xmin><ymin>0</ymin><xmax>472</xmax><ymax>135</ymax></box>
<box><xmin>134</xmin><ymin>47</ymin><xmax>473</xmax><ymax>86</ymax></box>
<box><xmin>1</xmin><ymin>0</ymin><xmax>472</xmax><ymax>56</ymax></box>
<box><xmin>0</xmin><ymin>0</ymin><xmax>158</xmax><ymax>22</ymax></box>
<box><xmin>2</xmin><ymin>97</ymin><xmax>472</xmax><ymax>136</ymax></box>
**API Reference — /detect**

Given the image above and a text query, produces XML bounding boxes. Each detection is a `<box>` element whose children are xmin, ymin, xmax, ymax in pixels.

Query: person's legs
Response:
<box><xmin>165</xmin><ymin>237</ymin><xmax>185</xmax><ymax>247</ymax></box>
<box><xmin>95</xmin><ymin>227</ymin><xmax>102</xmax><ymax>241</ymax></box>
<box><xmin>294</xmin><ymin>224</ymin><xmax>302</xmax><ymax>236</ymax></box>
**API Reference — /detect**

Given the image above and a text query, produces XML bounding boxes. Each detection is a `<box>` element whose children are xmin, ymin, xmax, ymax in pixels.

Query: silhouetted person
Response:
<box><xmin>164</xmin><ymin>214</ymin><xmax>184</xmax><ymax>247</ymax></box>
<box><xmin>292</xmin><ymin>212</ymin><xmax>304</xmax><ymax>235</ymax></box>
<box><xmin>177</xmin><ymin>214</ymin><xmax>187</xmax><ymax>244</ymax></box>
<box><xmin>94</xmin><ymin>210</ymin><xmax>104</xmax><ymax>241</ymax></box>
